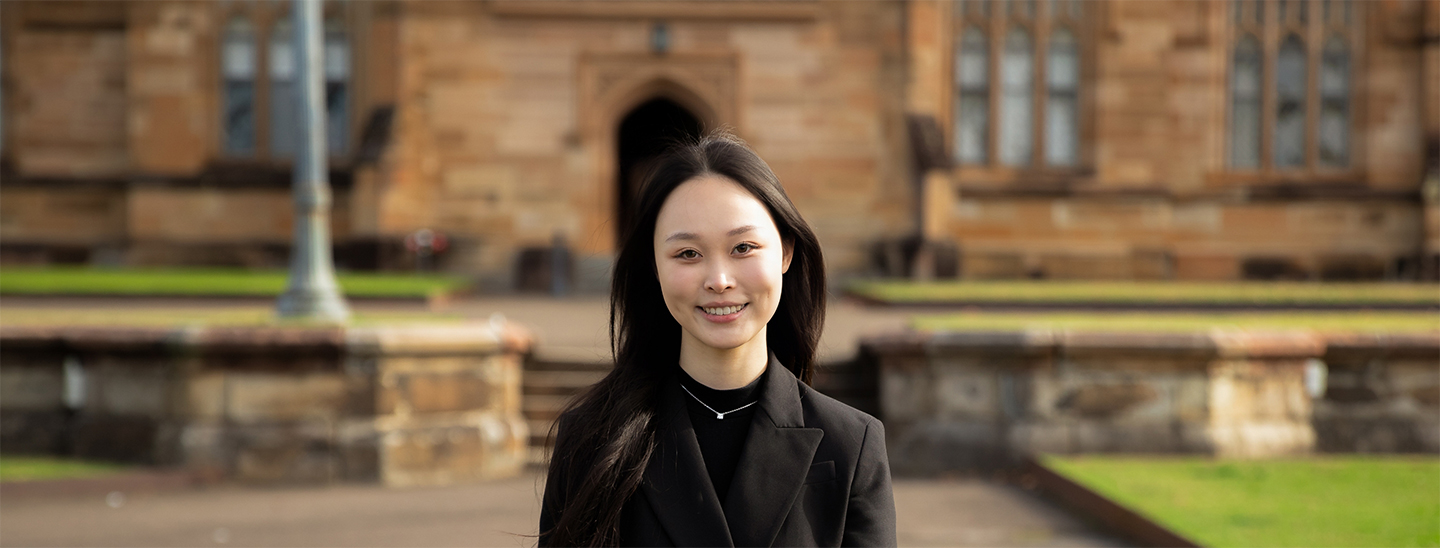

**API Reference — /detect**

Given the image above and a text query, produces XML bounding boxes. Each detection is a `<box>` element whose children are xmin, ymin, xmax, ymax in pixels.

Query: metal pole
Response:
<box><xmin>277</xmin><ymin>0</ymin><xmax>349</xmax><ymax>322</ymax></box>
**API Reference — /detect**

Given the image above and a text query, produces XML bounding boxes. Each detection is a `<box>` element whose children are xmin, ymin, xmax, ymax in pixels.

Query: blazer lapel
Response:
<box><xmin>642</xmin><ymin>374</ymin><xmax>735</xmax><ymax>547</ymax></box>
<box><xmin>723</xmin><ymin>356</ymin><xmax>824</xmax><ymax>548</ymax></box>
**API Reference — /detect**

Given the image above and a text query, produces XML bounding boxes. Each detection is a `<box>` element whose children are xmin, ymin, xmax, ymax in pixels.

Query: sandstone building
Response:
<box><xmin>1</xmin><ymin>0</ymin><xmax>1436</xmax><ymax>289</ymax></box>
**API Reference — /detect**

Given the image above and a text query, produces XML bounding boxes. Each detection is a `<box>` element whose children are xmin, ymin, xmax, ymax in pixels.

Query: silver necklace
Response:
<box><xmin>680</xmin><ymin>383</ymin><xmax>758</xmax><ymax>420</ymax></box>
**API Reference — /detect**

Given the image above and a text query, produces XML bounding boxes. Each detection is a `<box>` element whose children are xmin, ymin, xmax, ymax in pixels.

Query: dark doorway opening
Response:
<box><xmin>616</xmin><ymin>98</ymin><xmax>703</xmax><ymax>246</ymax></box>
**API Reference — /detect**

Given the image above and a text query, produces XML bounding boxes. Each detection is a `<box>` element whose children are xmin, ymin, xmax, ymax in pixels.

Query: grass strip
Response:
<box><xmin>0</xmin><ymin>268</ymin><xmax>469</xmax><ymax>298</ymax></box>
<box><xmin>0</xmin><ymin>456</ymin><xmax>129</xmax><ymax>483</ymax></box>
<box><xmin>1042</xmin><ymin>455</ymin><xmax>1440</xmax><ymax>548</ymax></box>
<box><xmin>912</xmin><ymin>311</ymin><xmax>1440</xmax><ymax>334</ymax></box>
<box><xmin>851</xmin><ymin>280</ymin><xmax>1440</xmax><ymax>306</ymax></box>
<box><xmin>0</xmin><ymin>307</ymin><xmax>467</xmax><ymax>328</ymax></box>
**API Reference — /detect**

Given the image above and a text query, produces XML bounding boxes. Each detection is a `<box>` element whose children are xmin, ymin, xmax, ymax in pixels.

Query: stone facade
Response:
<box><xmin>865</xmin><ymin>329</ymin><xmax>1439</xmax><ymax>474</ymax></box>
<box><xmin>0</xmin><ymin>323</ymin><xmax>531</xmax><ymax>487</ymax></box>
<box><xmin>1</xmin><ymin>0</ymin><xmax>1436</xmax><ymax>285</ymax></box>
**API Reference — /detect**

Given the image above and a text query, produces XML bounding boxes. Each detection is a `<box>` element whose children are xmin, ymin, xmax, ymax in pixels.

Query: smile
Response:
<box><xmin>699</xmin><ymin>303</ymin><xmax>747</xmax><ymax>316</ymax></box>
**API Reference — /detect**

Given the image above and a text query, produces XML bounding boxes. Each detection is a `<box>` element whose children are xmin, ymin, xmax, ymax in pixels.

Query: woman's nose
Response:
<box><xmin>704</xmin><ymin>267</ymin><xmax>734</xmax><ymax>293</ymax></box>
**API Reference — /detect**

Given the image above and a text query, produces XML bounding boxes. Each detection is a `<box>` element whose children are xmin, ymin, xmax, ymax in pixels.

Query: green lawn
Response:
<box><xmin>1043</xmin><ymin>455</ymin><xmax>1440</xmax><ymax>548</ymax></box>
<box><xmin>913</xmin><ymin>311</ymin><xmax>1440</xmax><ymax>334</ymax></box>
<box><xmin>851</xmin><ymin>280</ymin><xmax>1440</xmax><ymax>306</ymax></box>
<box><xmin>0</xmin><ymin>267</ymin><xmax>469</xmax><ymax>298</ymax></box>
<box><xmin>0</xmin><ymin>456</ymin><xmax>130</xmax><ymax>482</ymax></box>
<box><xmin>0</xmin><ymin>307</ymin><xmax>467</xmax><ymax>328</ymax></box>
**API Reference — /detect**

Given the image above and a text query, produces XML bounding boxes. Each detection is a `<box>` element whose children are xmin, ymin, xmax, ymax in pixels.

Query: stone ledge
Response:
<box><xmin>1324</xmin><ymin>332</ymin><xmax>1440</xmax><ymax>360</ymax></box>
<box><xmin>867</xmin><ymin>329</ymin><xmax>1333</xmax><ymax>361</ymax></box>
<box><xmin>1</xmin><ymin>323</ymin><xmax>531</xmax><ymax>360</ymax></box>
<box><xmin>347</xmin><ymin>324</ymin><xmax>532</xmax><ymax>357</ymax></box>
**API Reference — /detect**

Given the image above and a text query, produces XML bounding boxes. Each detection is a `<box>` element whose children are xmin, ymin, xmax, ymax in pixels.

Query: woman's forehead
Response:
<box><xmin>655</xmin><ymin>176</ymin><xmax>779</xmax><ymax>241</ymax></box>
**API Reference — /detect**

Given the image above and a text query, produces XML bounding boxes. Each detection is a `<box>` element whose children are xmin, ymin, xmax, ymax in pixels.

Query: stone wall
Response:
<box><xmin>388</xmin><ymin>1</ymin><xmax>911</xmax><ymax>290</ymax></box>
<box><xmin>1314</xmin><ymin>333</ymin><xmax>1440</xmax><ymax>453</ymax></box>
<box><xmin>907</xmin><ymin>0</ymin><xmax>1435</xmax><ymax>281</ymax></box>
<box><xmin>948</xmin><ymin>198</ymin><xmax>1423</xmax><ymax>280</ymax></box>
<box><xmin>0</xmin><ymin>323</ymin><xmax>530</xmax><ymax>487</ymax></box>
<box><xmin>865</xmin><ymin>329</ymin><xmax>1439</xmax><ymax>475</ymax></box>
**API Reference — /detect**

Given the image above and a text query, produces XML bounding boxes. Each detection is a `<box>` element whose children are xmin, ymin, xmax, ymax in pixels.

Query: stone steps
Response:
<box><xmin>522</xmin><ymin>360</ymin><xmax>611</xmax><ymax>462</ymax></box>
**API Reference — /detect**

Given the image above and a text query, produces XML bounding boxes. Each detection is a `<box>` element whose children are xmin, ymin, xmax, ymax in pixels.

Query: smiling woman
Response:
<box><xmin>539</xmin><ymin>132</ymin><xmax>896</xmax><ymax>547</ymax></box>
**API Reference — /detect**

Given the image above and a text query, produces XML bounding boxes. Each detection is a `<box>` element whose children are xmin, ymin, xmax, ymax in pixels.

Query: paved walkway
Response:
<box><xmin>0</xmin><ymin>470</ymin><xmax>1125</xmax><ymax>547</ymax></box>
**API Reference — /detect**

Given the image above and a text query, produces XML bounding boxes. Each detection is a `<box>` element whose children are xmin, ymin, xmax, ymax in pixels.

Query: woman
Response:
<box><xmin>539</xmin><ymin>132</ymin><xmax>895</xmax><ymax>547</ymax></box>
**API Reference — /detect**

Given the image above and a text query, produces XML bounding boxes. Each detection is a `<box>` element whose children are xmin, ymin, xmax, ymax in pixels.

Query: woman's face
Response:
<box><xmin>653</xmin><ymin>175</ymin><xmax>793</xmax><ymax>354</ymax></box>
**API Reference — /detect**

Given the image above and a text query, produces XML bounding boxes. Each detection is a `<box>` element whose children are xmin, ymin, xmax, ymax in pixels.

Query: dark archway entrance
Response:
<box><xmin>616</xmin><ymin>98</ymin><xmax>703</xmax><ymax>246</ymax></box>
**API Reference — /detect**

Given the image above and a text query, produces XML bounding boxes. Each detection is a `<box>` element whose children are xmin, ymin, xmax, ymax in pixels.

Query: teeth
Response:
<box><xmin>703</xmin><ymin>304</ymin><xmax>744</xmax><ymax>316</ymax></box>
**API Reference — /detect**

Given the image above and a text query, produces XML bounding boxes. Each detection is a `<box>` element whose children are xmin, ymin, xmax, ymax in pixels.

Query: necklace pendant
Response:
<box><xmin>716</xmin><ymin>412</ymin><xmax>724</xmax><ymax>420</ymax></box>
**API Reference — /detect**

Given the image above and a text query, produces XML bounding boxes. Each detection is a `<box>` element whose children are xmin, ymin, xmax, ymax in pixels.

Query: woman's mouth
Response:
<box><xmin>699</xmin><ymin>303</ymin><xmax>747</xmax><ymax>320</ymax></box>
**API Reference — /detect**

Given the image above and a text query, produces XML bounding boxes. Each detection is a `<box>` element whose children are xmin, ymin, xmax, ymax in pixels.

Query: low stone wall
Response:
<box><xmin>0</xmin><ymin>323</ymin><xmax>530</xmax><ymax>487</ymax></box>
<box><xmin>864</xmin><ymin>330</ymin><xmax>1439</xmax><ymax>475</ymax></box>
<box><xmin>1315</xmin><ymin>333</ymin><xmax>1440</xmax><ymax>453</ymax></box>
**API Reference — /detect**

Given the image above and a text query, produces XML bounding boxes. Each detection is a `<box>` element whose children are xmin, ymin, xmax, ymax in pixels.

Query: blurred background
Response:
<box><xmin>0</xmin><ymin>1</ymin><xmax>1436</xmax><ymax>547</ymax></box>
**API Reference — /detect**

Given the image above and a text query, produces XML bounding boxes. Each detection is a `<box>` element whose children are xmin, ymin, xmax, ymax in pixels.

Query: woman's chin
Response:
<box><xmin>685</xmin><ymin>327</ymin><xmax>760</xmax><ymax>352</ymax></box>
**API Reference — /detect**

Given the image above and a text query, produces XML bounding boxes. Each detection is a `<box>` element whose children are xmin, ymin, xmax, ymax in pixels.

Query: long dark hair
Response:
<box><xmin>543</xmin><ymin>131</ymin><xmax>827</xmax><ymax>547</ymax></box>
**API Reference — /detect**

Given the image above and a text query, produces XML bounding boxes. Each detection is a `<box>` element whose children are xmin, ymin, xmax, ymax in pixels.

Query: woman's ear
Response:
<box><xmin>781</xmin><ymin>238</ymin><xmax>794</xmax><ymax>274</ymax></box>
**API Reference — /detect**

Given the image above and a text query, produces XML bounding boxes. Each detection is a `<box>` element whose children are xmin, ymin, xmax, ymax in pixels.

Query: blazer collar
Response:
<box><xmin>644</xmin><ymin>372</ymin><xmax>734</xmax><ymax>547</ymax></box>
<box><xmin>642</xmin><ymin>354</ymin><xmax>824</xmax><ymax>548</ymax></box>
<box><xmin>723</xmin><ymin>355</ymin><xmax>824</xmax><ymax>547</ymax></box>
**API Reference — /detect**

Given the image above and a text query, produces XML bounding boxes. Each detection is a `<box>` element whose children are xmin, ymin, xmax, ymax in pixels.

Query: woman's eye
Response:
<box><xmin>734</xmin><ymin>243</ymin><xmax>755</xmax><ymax>254</ymax></box>
<box><xmin>677</xmin><ymin>250</ymin><xmax>700</xmax><ymax>259</ymax></box>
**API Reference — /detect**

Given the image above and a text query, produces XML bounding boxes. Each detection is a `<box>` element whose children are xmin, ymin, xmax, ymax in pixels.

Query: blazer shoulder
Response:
<box><xmin>797</xmin><ymin>381</ymin><xmax>882</xmax><ymax>438</ymax></box>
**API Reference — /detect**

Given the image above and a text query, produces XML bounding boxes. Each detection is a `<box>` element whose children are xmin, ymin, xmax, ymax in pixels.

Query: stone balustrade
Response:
<box><xmin>0</xmin><ymin>323</ymin><xmax>531</xmax><ymax>487</ymax></box>
<box><xmin>864</xmin><ymin>330</ymin><xmax>1439</xmax><ymax>475</ymax></box>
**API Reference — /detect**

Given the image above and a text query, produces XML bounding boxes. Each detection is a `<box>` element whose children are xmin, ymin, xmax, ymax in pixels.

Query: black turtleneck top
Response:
<box><xmin>676</xmin><ymin>367</ymin><xmax>765</xmax><ymax>504</ymax></box>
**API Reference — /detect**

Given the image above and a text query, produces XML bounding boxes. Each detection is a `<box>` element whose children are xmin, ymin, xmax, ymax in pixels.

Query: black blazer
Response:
<box><xmin>540</xmin><ymin>356</ymin><xmax>896</xmax><ymax>547</ymax></box>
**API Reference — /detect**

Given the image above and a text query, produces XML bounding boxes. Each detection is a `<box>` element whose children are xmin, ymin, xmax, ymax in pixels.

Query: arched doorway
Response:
<box><xmin>615</xmin><ymin>98</ymin><xmax>703</xmax><ymax>246</ymax></box>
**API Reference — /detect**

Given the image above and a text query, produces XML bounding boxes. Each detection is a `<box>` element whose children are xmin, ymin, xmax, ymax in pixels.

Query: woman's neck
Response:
<box><xmin>678</xmin><ymin>327</ymin><xmax>769</xmax><ymax>390</ymax></box>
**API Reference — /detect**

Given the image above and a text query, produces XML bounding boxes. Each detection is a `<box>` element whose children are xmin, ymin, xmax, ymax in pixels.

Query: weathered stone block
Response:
<box><xmin>226</xmin><ymin>373</ymin><xmax>347</xmax><ymax>423</ymax></box>
<box><xmin>185</xmin><ymin>372</ymin><xmax>226</xmax><ymax>419</ymax></box>
<box><xmin>0</xmin><ymin>365</ymin><xmax>63</xmax><ymax>411</ymax></box>
<box><xmin>935</xmin><ymin>368</ymin><xmax>997</xmax><ymax>420</ymax></box>
<box><xmin>71</xmin><ymin>414</ymin><xmax>161</xmax><ymax>463</ymax></box>
<box><xmin>380</xmin><ymin>413</ymin><xmax>526</xmax><ymax>487</ymax></box>
<box><xmin>879</xmin><ymin>369</ymin><xmax>934</xmax><ymax>422</ymax></box>
<box><xmin>398</xmin><ymin>371</ymin><xmax>493</xmax><ymax>415</ymax></box>
<box><xmin>1007</xmin><ymin>422</ymin><xmax>1072</xmax><ymax>455</ymax></box>
<box><xmin>231</xmin><ymin>421</ymin><xmax>337</xmax><ymax>484</ymax></box>
<box><xmin>91</xmin><ymin>364</ymin><xmax>172</xmax><ymax>418</ymax></box>
<box><xmin>1054</xmin><ymin>382</ymin><xmax>1159</xmax><ymax>419</ymax></box>
<box><xmin>0</xmin><ymin>411</ymin><xmax>68</xmax><ymax>454</ymax></box>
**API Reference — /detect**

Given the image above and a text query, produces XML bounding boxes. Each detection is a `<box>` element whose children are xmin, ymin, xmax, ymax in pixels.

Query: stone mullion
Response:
<box><xmin>1304</xmin><ymin>0</ymin><xmax>1322</xmax><ymax>171</ymax></box>
<box><xmin>1261</xmin><ymin>0</ymin><xmax>1278</xmax><ymax>172</ymax></box>
<box><xmin>987</xmin><ymin>5</ymin><xmax>1003</xmax><ymax>168</ymax></box>
<box><xmin>1032</xmin><ymin>1</ymin><xmax>1049</xmax><ymax>170</ymax></box>
<box><xmin>1337</xmin><ymin>0</ymin><xmax>1362</xmax><ymax>175</ymax></box>
<box><xmin>1076</xmin><ymin>1</ymin><xmax>1093</xmax><ymax>175</ymax></box>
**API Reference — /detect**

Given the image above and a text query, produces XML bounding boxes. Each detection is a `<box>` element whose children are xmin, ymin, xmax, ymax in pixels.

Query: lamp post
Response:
<box><xmin>277</xmin><ymin>0</ymin><xmax>349</xmax><ymax>322</ymax></box>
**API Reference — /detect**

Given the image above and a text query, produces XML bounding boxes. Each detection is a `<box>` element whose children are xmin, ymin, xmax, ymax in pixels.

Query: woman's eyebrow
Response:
<box><xmin>663</xmin><ymin>225</ymin><xmax>757</xmax><ymax>242</ymax></box>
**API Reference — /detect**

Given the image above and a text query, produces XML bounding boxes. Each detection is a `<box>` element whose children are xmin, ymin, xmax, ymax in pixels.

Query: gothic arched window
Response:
<box><xmin>1228</xmin><ymin>0</ymin><xmax>1358</xmax><ymax>172</ymax></box>
<box><xmin>217</xmin><ymin>2</ymin><xmax>353</xmax><ymax>162</ymax></box>
<box><xmin>952</xmin><ymin>0</ymin><xmax>1087</xmax><ymax>170</ymax></box>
